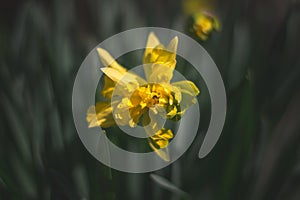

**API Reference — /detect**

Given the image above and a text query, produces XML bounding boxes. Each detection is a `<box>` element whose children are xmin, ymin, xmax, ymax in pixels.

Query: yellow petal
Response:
<box><xmin>143</xmin><ymin>32</ymin><xmax>160</xmax><ymax>81</ymax></box>
<box><xmin>86</xmin><ymin>102</ymin><xmax>116</xmax><ymax>128</ymax></box>
<box><xmin>147</xmin><ymin>64</ymin><xmax>174</xmax><ymax>83</ymax></box>
<box><xmin>148</xmin><ymin>128</ymin><xmax>174</xmax><ymax>161</ymax></box>
<box><xmin>166</xmin><ymin>106</ymin><xmax>177</xmax><ymax>118</ymax></box>
<box><xmin>145</xmin><ymin>32</ymin><xmax>160</xmax><ymax>51</ymax></box>
<box><xmin>151</xmin><ymin>46</ymin><xmax>177</xmax><ymax>68</ymax></box>
<box><xmin>172</xmin><ymin>80</ymin><xmax>200</xmax><ymax>95</ymax></box>
<box><xmin>101</xmin><ymin>67</ymin><xmax>146</xmax><ymax>91</ymax></box>
<box><xmin>97</xmin><ymin>48</ymin><xmax>127</xmax><ymax>74</ymax></box>
<box><xmin>148</xmin><ymin>141</ymin><xmax>171</xmax><ymax>161</ymax></box>
<box><xmin>143</xmin><ymin>33</ymin><xmax>178</xmax><ymax>83</ymax></box>
<box><xmin>101</xmin><ymin>75</ymin><xmax>116</xmax><ymax>99</ymax></box>
<box><xmin>113</xmin><ymin>98</ymin><xmax>133</xmax><ymax>126</ymax></box>
<box><xmin>163</xmin><ymin>83</ymin><xmax>182</xmax><ymax>102</ymax></box>
<box><xmin>166</xmin><ymin>36</ymin><xmax>178</xmax><ymax>54</ymax></box>
<box><xmin>171</xmin><ymin>80</ymin><xmax>200</xmax><ymax>110</ymax></box>
<box><xmin>101</xmin><ymin>67</ymin><xmax>125</xmax><ymax>83</ymax></box>
<box><xmin>152</xmin><ymin>129</ymin><xmax>174</xmax><ymax>141</ymax></box>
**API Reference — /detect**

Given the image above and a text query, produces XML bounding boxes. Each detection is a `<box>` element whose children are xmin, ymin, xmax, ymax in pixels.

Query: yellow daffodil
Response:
<box><xmin>192</xmin><ymin>12</ymin><xmax>220</xmax><ymax>41</ymax></box>
<box><xmin>183</xmin><ymin>0</ymin><xmax>221</xmax><ymax>41</ymax></box>
<box><xmin>87</xmin><ymin>32</ymin><xmax>200</xmax><ymax>161</ymax></box>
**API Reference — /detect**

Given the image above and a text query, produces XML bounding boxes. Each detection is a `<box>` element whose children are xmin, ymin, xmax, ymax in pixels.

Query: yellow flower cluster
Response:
<box><xmin>87</xmin><ymin>32</ymin><xmax>200</xmax><ymax>161</ymax></box>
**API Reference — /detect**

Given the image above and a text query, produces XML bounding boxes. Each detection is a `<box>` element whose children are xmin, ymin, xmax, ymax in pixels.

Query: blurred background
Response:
<box><xmin>1</xmin><ymin>0</ymin><xmax>300</xmax><ymax>199</ymax></box>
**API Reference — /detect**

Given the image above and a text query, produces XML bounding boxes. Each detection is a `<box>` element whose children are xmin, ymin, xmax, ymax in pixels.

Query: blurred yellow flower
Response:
<box><xmin>183</xmin><ymin>0</ymin><xmax>221</xmax><ymax>41</ymax></box>
<box><xmin>193</xmin><ymin>12</ymin><xmax>220</xmax><ymax>41</ymax></box>
<box><xmin>87</xmin><ymin>32</ymin><xmax>200</xmax><ymax>161</ymax></box>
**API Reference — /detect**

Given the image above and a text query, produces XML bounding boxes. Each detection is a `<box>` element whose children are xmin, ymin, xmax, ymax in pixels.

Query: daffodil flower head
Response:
<box><xmin>192</xmin><ymin>12</ymin><xmax>220</xmax><ymax>41</ymax></box>
<box><xmin>86</xmin><ymin>32</ymin><xmax>200</xmax><ymax>161</ymax></box>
